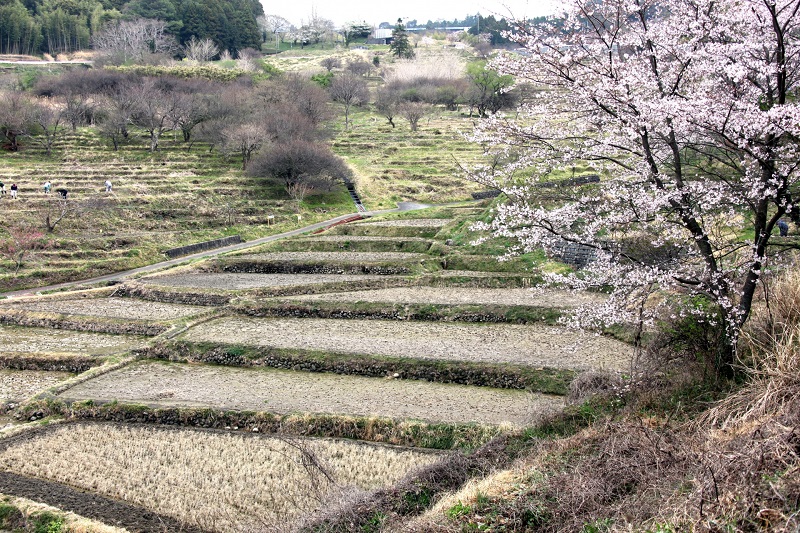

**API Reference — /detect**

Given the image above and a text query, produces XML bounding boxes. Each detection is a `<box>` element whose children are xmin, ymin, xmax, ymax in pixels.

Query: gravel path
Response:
<box><xmin>290</xmin><ymin>287</ymin><xmax>604</xmax><ymax>308</ymax></box>
<box><xmin>358</xmin><ymin>219</ymin><xmax>452</xmax><ymax>227</ymax></box>
<box><xmin>0</xmin><ymin>325</ymin><xmax>148</xmax><ymax>355</ymax></box>
<box><xmin>141</xmin><ymin>273</ymin><xmax>406</xmax><ymax>290</ymax></box>
<box><xmin>182</xmin><ymin>317</ymin><xmax>630</xmax><ymax>371</ymax></box>
<box><xmin>234</xmin><ymin>252</ymin><xmax>429</xmax><ymax>262</ymax></box>
<box><xmin>59</xmin><ymin>361</ymin><xmax>556</xmax><ymax>426</ymax></box>
<box><xmin>1</xmin><ymin>298</ymin><xmax>206</xmax><ymax>321</ymax></box>
<box><xmin>0</xmin><ymin>369</ymin><xmax>73</xmax><ymax>401</ymax></box>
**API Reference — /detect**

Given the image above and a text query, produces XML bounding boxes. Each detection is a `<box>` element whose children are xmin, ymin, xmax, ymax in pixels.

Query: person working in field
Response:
<box><xmin>105</xmin><ymin>179</ymin><xmax>112</xmax><ymax>193</ymax></box>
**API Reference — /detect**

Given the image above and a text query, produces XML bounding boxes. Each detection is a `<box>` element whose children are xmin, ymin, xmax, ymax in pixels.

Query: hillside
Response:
<box><xmin>0</xmin><ymin>0</ymin><xmax>262</xmax><ymax>57</ymax></box>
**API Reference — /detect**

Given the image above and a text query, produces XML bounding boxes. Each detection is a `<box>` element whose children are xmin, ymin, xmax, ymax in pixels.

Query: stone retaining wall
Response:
<box><xmin>120</xmin><ymin>284</ymin><xmax>230</xmax><ymax>306</ymax></box>
<box><xmin>164</xmin><ymin>235</ymin><xmax>243</xmax><ymax>259</ymax></box>
<box><xmin>0</xmin><ymin>310</ymin><xmax>168</xmax><ymax>336</ymax></box>
<box><xmin>0</xmin><ymin>354</ymin><xmax>97</xmax><ymax>373</ymax></box>
<box><xmin>217</xmin><ymin>260</ymin><xmax>417</xmax><ymax>275</ymax></box>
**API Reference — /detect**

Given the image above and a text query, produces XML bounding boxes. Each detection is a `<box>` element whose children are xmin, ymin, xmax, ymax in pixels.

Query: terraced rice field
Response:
<box><xmin>0</xmin><ymin>422</ymin><xmax>441</xmax><ymax>531</ymax></box>
<box><xmin>1</xmin><ymin>297</ymin><xmax>207</xmax><ymax>321</ymax></box>
<box><xmin>0</xmin><ymin>370</ymin><xmax>73</xmax><ymax>401</ymax></box>
<box><xmin>140</xmin><ymin>272</ymin><xmax>407</xmax><ymax>290</ymax></box>
<box><xmin>294</xmin><ymin>235</ymin><xmax>432</xmax><ymax>243</ymax></box>
<box><xmin>233</xmin><ymin>251</ymin><xmax>429</xmax><ymax>262</ymax></box>
<box><xmin>357</xmin><ymin>219</ymin><xmax>452</xmax><ymax>228</ymax></box>
<box><xmin>58</xmin><ymin>361</ymin><xmax>554</xmax><ymax>426</ymax></box>
<box><xmin>289</xmin><ymin>287</ymin><xmax>604</xmax><ymax>308</ymax></box>
<box><xmin>0</xmin><ymin>325</ymin><xmax>147</xmax><ymax>356</ymax></box>
<box><xmin>181</xmin><ymin>317</ymin><xmax>630</xmax><ymax>371</ymax></box>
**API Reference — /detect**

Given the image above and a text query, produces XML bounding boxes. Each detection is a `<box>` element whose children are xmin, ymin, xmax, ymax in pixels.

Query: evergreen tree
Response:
<box><xmin>0</xmin><ymin>0</ymin><xmax>42</xmax><ymax>54</ymax></box>
<box><xmin>389</xmin><ymin>18</ymin><xmax>413</xmax><ymax>59</ymax></box>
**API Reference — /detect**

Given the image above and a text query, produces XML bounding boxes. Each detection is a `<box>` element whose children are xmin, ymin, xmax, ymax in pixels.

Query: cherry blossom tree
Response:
<box><xmin>468</xmin><ymin>0</ymin><xmax>800</xmax><ymax>375</ymax></box>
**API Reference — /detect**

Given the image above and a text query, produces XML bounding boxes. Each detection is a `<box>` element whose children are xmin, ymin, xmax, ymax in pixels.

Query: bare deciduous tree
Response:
<box><xmin>248</xmin><ymin>139</ymin><xmax>352</xmax><ymax>198</ymax></box>
<box><xmin>346</xmin><ymin>59</ymin><xmax>371</xmax><ymax>77</ymax></box>
<box><xmin>375</xmin><ymin>87</ymin><xmax>399</xmax><ymax>128</ymax></box>
<box><xmin>320</xmin><ymin>57</ymin><xmax>341</xmax><ymax>72</ymax></box>
<box><xmin>0</xmin><ymin>90</ymin><xmax>34</xmax><ymax>151</ymax></box>
<box><xmin>398</xmin><ymin>101</ymin><xmax>430</xmax><ymax>132</ymax></box>
<box><xmin>221</xmin><ymin>122</ymin><xmax>265</xmax><ymax>170</ymax></box>
<box><xmin>93</xmin><ymin>18</ymin><xmax>178</xmax><ymax>65</ymax></box>
<box><xmin>130</xmin><ymin>78</ymin><xmax>180</xmax><ymax>152</ymax></box>
<box><xmin>30</xmin><ymin>98</ymin><xmax>65</xmax><ymax>156</ymax></box>
<box><xmin>329</xmin><ymin>73</ymin><xmax>368</xmax><ymax>129</ymax></box>
<box><xmin>183</xmin><ymin>36</ymin><xmax>218</xmax><ymax>62</ymax></box>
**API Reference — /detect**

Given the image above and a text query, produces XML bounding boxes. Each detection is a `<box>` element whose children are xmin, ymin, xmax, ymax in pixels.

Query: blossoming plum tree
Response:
<box><xmin>469</xmin><ymin>0</ymin><xmax>800</xmax><ymax>374</ymax></box>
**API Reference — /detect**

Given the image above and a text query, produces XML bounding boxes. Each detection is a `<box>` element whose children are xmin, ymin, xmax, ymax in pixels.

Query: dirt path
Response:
<box><xmin>59</xmin><ymin>361</ymin><xmax>558</xmax><ymax>426</ymax></box>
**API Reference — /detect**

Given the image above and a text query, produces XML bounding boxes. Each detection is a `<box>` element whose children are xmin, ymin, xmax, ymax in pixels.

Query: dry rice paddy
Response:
<box><xmin>294</xmin><ymin>236</ymin><xmax>432</xmax><ymax>243</ymax></box>
<box><xmin>1</xmin><ymin>297</ymin><xmax>206</xmax><ymax>321</ymax></box>
<box><xmin>140</xmin><ymin>272</ymin><xmax>406</xmax><ymax>290</ymax></box>
<box><xmin>233</xmin><ymin>252</ymin><xmax>428</xmax><ymax>262</ymax></box>
<box><xmin>0</xmin><ymin>422</ymin><xmax>441</xmax><ymax>531</ymax></box>
<box><xmin>358</xmin><ymin>219</ymin><xmax>452</xmax><ymax>228</ymax></box>
<box><xmin>0</xmin><ymin>325</ymin><xmax>147</xmax><ymax>356</ymax></box>
<box><xmin>58</xmin><ymin>361</ymin><xmax>554</xmax><ymax>426</ymax></box>
<box><xmin>0</xmin><ymin>370</ymin><xmax>73</xmax><ymax>401</ymax></box>
<box><xmin>181</xmin><ymin>317</ymin><xmax>630</xmax><ymax>371</ymax></box>
<box><xmin>289</xmin><ymin>287</ymin><xmax>605</xmax><ymax>308</ymax></box>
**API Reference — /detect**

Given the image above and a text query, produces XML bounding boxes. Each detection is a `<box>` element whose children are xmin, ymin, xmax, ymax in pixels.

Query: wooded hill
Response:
<box><xmin>0</xmin><ymin>0</ymin><xmax>262</xmax><ymax>56</ymax></box>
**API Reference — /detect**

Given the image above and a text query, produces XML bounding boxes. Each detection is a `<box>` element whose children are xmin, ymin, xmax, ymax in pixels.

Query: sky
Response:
<box><xmin>260</xmin><ymin>0</ymin><xmax>560</xmax><ymax>28</ymax></box>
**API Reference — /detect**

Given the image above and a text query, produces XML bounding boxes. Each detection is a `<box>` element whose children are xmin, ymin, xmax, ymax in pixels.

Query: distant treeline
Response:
<box><xmin>0</xmin><ymin>0</ymin><xmax>262</xmax><ymax>56</ymax></box>
<box><xmin>389</xmin><ymin>14</ymin><xmax>549</xmax><ymax>46</ymax></box>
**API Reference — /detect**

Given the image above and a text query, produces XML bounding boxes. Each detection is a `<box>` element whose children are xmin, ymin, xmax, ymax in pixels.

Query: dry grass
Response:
<box><xmin>383</xmin><ymin>50</ymin><xmax>467</xmax><ymax>83</ymax></box>
<box><xmin>401</xmin><ymin>271</ymin><xmax>800</xmax><ymax>532</ymax></box>
<box><xmin>0</xmin><ymin>423</ymin><xmax>441</xmax><ymax>532</ymax></box>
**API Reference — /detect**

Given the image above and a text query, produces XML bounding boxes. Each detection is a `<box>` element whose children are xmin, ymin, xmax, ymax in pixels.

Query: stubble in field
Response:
<box><xmin>0</xmin><ymin>423</ymin><xmax>441</xmax><ymax>531</ymax></box>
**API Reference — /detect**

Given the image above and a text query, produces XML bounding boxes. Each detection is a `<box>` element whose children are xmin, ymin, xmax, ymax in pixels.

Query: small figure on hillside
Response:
<box><xmin>104</xmin><ymin>179</ymin><xmax>112</xmax><ymax>193</ymax></box>
<box><xmin>10</xmin><ymin>183</ymin><xmax>17</xmax><ymax>199</ymax></box>
<box><xmin>43</xmin><ymin>181</ymin><xmax>51</xmax><ymax>194</ymax></box>
<box><xmin>0</xmin><ymin>181</ymin><xmax>5</xmax><ymax>196</ymax></box>
<box><xmin>56</xmin><ymin>188</ymin><xmax>68</xmax><ymax>199</ymax></box>
<box><xmin>778</xmin><ymin>218</ymin><xmax>789</xmax><ymax>237</ymax></box>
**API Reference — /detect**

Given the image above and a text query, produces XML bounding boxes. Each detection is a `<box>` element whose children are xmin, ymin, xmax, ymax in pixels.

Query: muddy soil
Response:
<box><xmin>141</xmin><ymin>272</ymin><xmax>406</xmax><ymax>290</ymax></box>
<box><xmin>290</xmin><ymin>287</ymin><xmax>604</xmax><ymax>308</ymax></box>
<box><xmin>0</xmin><ymin>325</ymin><xmax>148</xmax><ymax>355</ymax></box>
<box><xmin>181</xmin><ymin>317</ymin><xmax>630</xmax><ymax>371</ymax></box>
<box><xmin>0</xmin><ymin>369</ymin><xmax>73</xmax><ymax>401</ymax></box>
<box><xmin>59</xmin><ymin>361</ymin><xmax>556</xmax><ymax>426</ymax></box>
<box><xmin>1</xmin><ymin>298</ymin><xmax>206</xmax><ymax>321</ymax></box>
